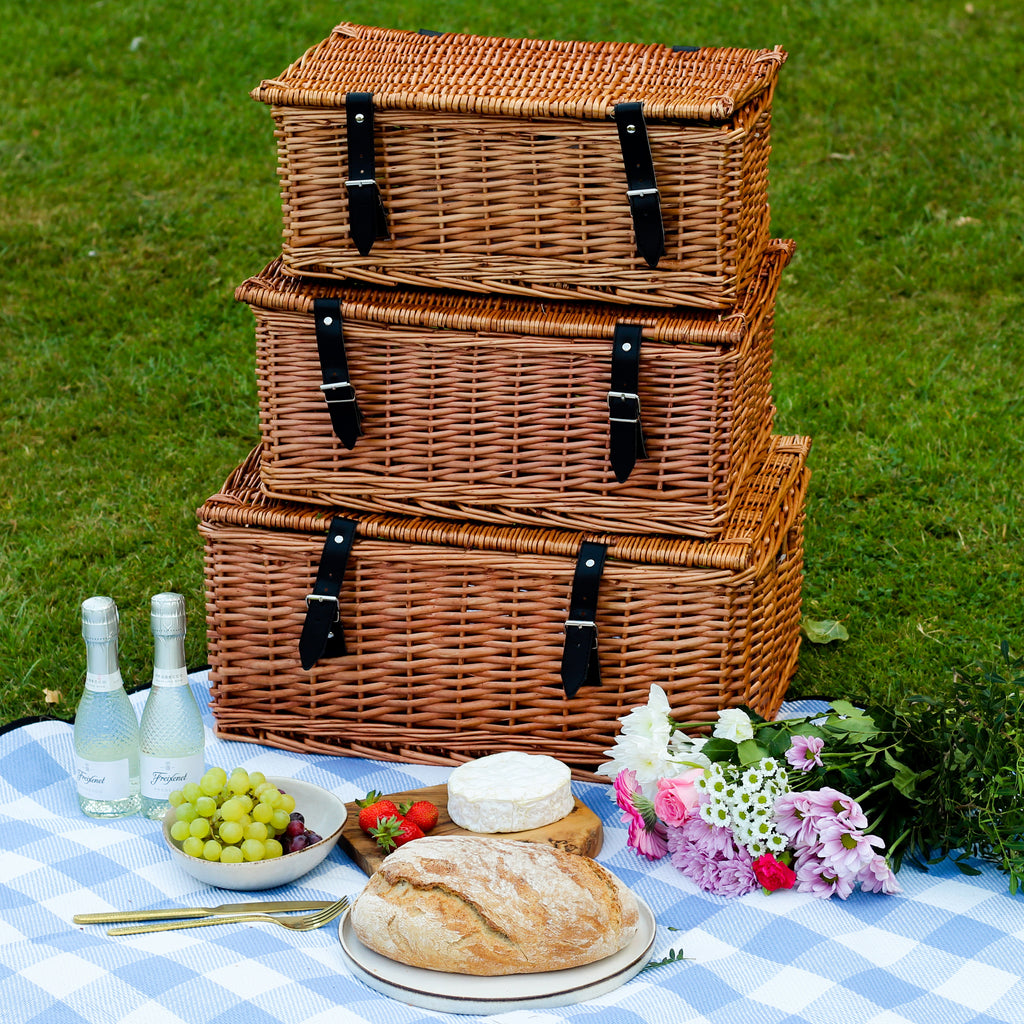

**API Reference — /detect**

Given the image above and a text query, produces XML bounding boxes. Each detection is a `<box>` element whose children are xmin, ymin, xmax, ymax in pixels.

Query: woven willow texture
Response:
<box><xmin>236</xmin><ymin>240</ymin><xmax>792</xmax><ymax>538</ymax></box>
<box><xmin>254</xmin><ymin>23</ymin><xmax>786</xmax><ymax>307</ymax></box>
<box><xmin>199</xmin><ymin>436</ymin><xmax>809</xmax><ymax>777</ymax></box>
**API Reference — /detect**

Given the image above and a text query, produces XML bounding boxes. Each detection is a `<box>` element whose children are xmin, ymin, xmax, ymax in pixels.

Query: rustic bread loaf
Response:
<box><xmin>349</xmin><ymin>835</ymin><xmax>639</xmax><ymax>975</ymax></box>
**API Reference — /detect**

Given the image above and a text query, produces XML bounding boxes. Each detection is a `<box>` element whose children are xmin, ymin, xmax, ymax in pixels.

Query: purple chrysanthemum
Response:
<box><xmin>666</xmin><ymin>812</ymin><xmax>759</xmax><ymax>897</ymax></box>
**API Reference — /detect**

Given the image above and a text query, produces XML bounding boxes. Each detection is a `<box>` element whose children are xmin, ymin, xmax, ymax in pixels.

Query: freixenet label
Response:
<box><xmin>84</xmin><ymin>670</ymin><xmax>126</xmax><ymax>694</ymax></box>
<box><xmin>140</xmin><ymin>754</ymin><xmax>205</xmax><ymax>799</ymax></box>
<box><xmin>75</xmin><ymin>756</ymin><xmax>131</xmax><ymax>800</ymax></box>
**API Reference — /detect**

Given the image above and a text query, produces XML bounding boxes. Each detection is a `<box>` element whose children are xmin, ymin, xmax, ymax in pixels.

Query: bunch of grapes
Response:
<box><xmin>167</xmin><ymin>767</ymin><xmax>323</xmax><ymax>863</ymax></box>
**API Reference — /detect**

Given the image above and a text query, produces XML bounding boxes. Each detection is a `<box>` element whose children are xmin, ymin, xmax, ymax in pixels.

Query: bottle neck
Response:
<box><xmin>85</xmin><ymin>638</ymin><xmax>120</xmax><ymax>678</ymax></box>
<box><xmin>152</xmin><ymin>634</ymin><xmax>186</xmax><ymax>675</ymax></box>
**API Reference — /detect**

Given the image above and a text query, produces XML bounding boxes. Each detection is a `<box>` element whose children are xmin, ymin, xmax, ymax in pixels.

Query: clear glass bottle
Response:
<box><xmin>138</xmin><ymin>592</ymin><xmax>205</xmax><ymax>819</ymax></box>
<box><xmin>73</xmin><ymin>596</ymin><xmax>141</xmax><ymax>818</ymax></box>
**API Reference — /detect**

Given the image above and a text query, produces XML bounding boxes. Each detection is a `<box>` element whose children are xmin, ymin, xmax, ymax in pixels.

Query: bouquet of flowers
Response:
<box><xmin>602</xmin><ymin>645</ymin><xmax>1024</xmax><ymax>897</ymax></box>
<box><xmin>601</xmin><ymin>686</ymin><xmax>906</xmax><ymax>898</ymax></box>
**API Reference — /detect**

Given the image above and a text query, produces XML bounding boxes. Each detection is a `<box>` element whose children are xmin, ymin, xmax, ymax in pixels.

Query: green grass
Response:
<box><xmin>1</xmin><ymin>0</ymin><xmax>1021</xmax><ymax>725</ymax></box>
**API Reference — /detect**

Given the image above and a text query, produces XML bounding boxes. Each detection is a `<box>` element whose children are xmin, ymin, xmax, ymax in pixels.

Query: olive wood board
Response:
<box><xmin>338</xmin><ymin>784</ymin><xmax>604</xmax><ymax>876</ymax></box>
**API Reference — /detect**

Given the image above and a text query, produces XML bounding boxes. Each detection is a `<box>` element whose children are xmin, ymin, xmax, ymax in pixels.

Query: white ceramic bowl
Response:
<box><xmin>162</xmin><ymin>775</ymin><xmax>347</xmax><ymax>890</ymax></box>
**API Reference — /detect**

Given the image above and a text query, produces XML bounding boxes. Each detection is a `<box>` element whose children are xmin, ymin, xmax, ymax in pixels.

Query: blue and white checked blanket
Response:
<box><xmin>2</xmin><ymin>676</ymin><xmax>1023</xmax><ymax>1024</ymax></box>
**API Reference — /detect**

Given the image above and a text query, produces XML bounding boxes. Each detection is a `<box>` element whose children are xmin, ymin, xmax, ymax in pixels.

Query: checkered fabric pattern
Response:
<box><xmin>1</xmin><ymin>676</ymin><xmax>1023</xmax><ymax>1024</ymax></box>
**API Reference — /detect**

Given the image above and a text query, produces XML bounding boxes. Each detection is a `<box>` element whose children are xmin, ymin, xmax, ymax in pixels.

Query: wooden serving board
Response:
<box><xmin>338</xmin><ymin>784</ymin><xmax>604</xmax><ymax>876</ymax></box>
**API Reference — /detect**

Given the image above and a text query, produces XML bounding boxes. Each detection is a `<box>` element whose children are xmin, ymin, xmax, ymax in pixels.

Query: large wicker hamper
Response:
<box><xmin>236</xmin><ymin>239</ymin><xmax>792</xmax><ymax>539</ymax></box>
<box><xmin>198</xmin><ymin>436</ymin><xmax>809</xmax><ymax>778</ymax></box>
<box><xmin>253</xmin><ymin>22</ymin><xmax>786</xmax><ymax>309</ymax></box>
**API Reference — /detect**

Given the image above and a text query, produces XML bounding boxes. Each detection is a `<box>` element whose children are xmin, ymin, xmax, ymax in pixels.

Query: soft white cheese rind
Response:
<box><xmin>447</xmin><ymin>752</ymin><xmax>574</xmax><ymax>833</ymax></box>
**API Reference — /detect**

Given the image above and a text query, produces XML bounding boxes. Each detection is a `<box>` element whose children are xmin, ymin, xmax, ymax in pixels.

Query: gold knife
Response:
<box><xmin>73</xmin><ymin>900</ymin><xmax>332</xmax><ymax>925</ymax></box>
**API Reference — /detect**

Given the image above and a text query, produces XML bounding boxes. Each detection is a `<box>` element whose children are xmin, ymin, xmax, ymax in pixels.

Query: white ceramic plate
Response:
<box><xmin>337</xmin><ymin>897</ymin><xmax>657</xmax><ymax>1014</ymax></box>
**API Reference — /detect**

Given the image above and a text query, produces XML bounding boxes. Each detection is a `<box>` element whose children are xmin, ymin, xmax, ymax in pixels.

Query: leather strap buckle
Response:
<box><xmin>607</xmin><ymin>324</ymin><xmax>648</xmax><ymax>483</ymax></box>
<box><xmin>298</xmin><ymin>517</ymin><xmax>358</xmax><ymax>671</ymax></box>
<box><xmin>319</xmin><ymin>380</ymin><xmax>358</xmax><ymax>405</ymax></box>
<box><xmin>607</xmin><ymin>390</ymin><xmax>641</xmax><ymax>423</ymax></box>
<box><xmin>614</xmin><ymin>102</ymin><xmax>666</xmax><ymax>269</ymax></box>
<box><xmin>345</xmin><ymin>92</ymin><xmax>390</xmax><ymax>256</ymax></box>
<box><xmin>314</xmin><ymin>298</ymin><xmax>363</xmax><ymax>449</ymax></box>
<box><xmin>560</xmin><ymin>542</ymin><xmax>608</xmax><ymax>699</ymax></box>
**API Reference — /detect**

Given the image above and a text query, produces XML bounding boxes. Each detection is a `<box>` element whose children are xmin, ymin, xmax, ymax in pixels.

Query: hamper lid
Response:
<box><xmin>235</xmin><ymin>240</ymin><xmax>794</xmax><ymax>348</ymax></box>
<box><xmin>198</xmin><ymin>436</ymin><xmax>810</xmax><ymax>577</ymax></box>
<box><xmin>253</xmin><ymin>22</ymin><xmax>786</xmax><ymax>122</ymax></box>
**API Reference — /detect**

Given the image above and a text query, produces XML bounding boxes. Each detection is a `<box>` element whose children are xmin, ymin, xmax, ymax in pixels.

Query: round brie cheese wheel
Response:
<box><xmin>447</xmin><ymin>752</ymin><xmax>574</xmax><ymax>833</ymax></box>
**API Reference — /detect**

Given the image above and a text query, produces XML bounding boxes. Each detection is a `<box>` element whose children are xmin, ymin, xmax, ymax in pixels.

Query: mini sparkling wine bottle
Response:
<box><xmin>73</xmin><ymin>596</ymin><xmax>141</xmax><ymax>818</ymax></box>
<box><xmin>138</xmin><ymin>592</ymin><xmax>205</xmax><ymax>820</ymax></box>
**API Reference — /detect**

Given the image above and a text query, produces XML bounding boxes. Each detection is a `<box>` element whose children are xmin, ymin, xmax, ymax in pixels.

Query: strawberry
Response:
<box><xmin>356</xmin><ymin>791</ymin><xmax>401</xmax><ymax>834</ymax></box>
<box><xmin>370</xmin><ymin>814</ymin><xmax>425</xmax><ymax>852</ymax></box>
<box><xmin>399</xmin><ymin>799</ymin><xmax>439</xmax><ymax>833</ymax></box>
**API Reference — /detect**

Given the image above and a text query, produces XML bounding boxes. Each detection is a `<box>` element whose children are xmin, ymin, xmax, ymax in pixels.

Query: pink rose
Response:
<box><xmin>753</xmin><ymin>853</ymin><xmax>797</xmax><ymax>893</ymax></box>
<box><xmin>653</xmin><ymin>769</ymin><xmax>704</xmax><ymax>827</ymax></box>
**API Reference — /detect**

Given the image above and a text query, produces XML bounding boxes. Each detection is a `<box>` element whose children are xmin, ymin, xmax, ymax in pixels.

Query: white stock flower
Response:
<box><xmin>620</xmin><ymin>684</ymin><xmax>673</xmax><ymax>745</ymax></box>
<box><xmin>713</xmin><ymin>708</ymin><xmax>755</xmax><ymax>744</ymax></box>
<box><xmin>598</xmin><ymin>733</ymin><xmax>675</xmax><ymax>798</ymax></box>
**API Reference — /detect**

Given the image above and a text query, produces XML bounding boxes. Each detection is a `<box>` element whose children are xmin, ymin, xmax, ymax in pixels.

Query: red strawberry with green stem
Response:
<box><xmin>370</xmin><ymin>815</ymin><xmax>425</xmax><ymax>852</ymax></box>
<box><xmin>399</xmin><ymin>799</ymin><xmax>439</xmax><ymax>833</ymax></box>
<box><xmin>356</xmin><ymin>791</ymin><xmax>401</xmax><ymax>834</ymax></box>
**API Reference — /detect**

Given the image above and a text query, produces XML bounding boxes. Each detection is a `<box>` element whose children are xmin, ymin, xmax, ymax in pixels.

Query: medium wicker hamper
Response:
<box><xmin>236</xmin><ymin>239</ymin><xmax>793</xmax><ymax>539</ymax></box>
<box><xmin>253</xmin><ymin>22</ymin><xmax>786</xmax><ymax>309</ymax></box>
<box><xmin>198</xmin><ymin>436</ymin><xmax>809</xmax><ymax>778</ymax></box>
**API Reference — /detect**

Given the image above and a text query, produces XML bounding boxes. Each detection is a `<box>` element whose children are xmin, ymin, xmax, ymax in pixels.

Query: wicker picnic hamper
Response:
<box><xmin>235</xmin><ymin>239</ymin><xmax>793</xmax><ymax>539</ymax></box>
<box><xmin>198</xmin><ymin>435</ymin><xmax>809</xmax><ymax>777</ymax></box>
<box><xmin>253</xmin><ymin>22</ymin><xmax>786</xmax><ymax>308</ymax></box>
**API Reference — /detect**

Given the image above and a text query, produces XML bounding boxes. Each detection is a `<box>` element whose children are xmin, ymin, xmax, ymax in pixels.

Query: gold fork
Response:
<box><xmin>107</xmin><ymin>896</ymin><xmax>349</xmax><ymax>936</ymax></box>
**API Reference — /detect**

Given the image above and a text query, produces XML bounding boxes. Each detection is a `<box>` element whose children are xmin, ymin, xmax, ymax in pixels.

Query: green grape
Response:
<box><xmin>218</xmin><ymin>820</ymin><xmax>244</xmax><ymax>845</ymax></box>
<box><xmin>170</xmin><ymin>820</ymin><xmax>191</xmax><ymax>842</ymax></box>
<box><xmin>174</xmin><ymin>802</ymin><xmax>198</xmax><ymax>824</ymax></box>
<box><xmin>237</xmin><ymin>795</ymin><xmax>254</xmax><ymax>813</ymax></box>
<box><xmin>270</xmin><ymin>809</ymin><xmax>291</xmax><ymax>833</ymax></box>
<box><xmin>189</xmin><ymin>817</ymin><xmax>211</xmax><ymax>839</ymax></box>
<box><xmin>248</xmin><ymin>771</ymin><xmax>266</xmax><ymax>789</ymax></box>
<box><xmin>259</xmin><ymin>788</ymin><xmax>281</xmax><ymax>809</ymax></box>
<box><xmin>200</xmin><ymin>767</ymin><xmax>227</xmax><ymax>796</ymax></box>
<box><xmin>264</xmin><ymin>839</ymin><xmax>283</xmax><ymax>859</ymax></box>
<box><xmin>203</xmin><ymin>840</ymin><xmax>223</xmax><ymax>862</ymax></box>
<box><xmin>278</xmin><ymin>793</ymin><xmax>296</xmax><ymax>814</ymax></box>
<box><xmin>220</xmin><ymin>845</ymin><xmax>244</xmax><ymax>864</ymax></box>
<box><xmin>220</xmin><ymin>797</ymin><xmax>246</xmax><ymax>822</ymax></box>
<box><xmin>252</xmin><ymin>803</ymin><xmax>274</xmax><ymax>824</ymax></box>
<box><xmin>228</xmin><ymin>770</ymin><xmax>250</xmax><ymax>796</ymax></box>
<box><xmin>195</xmin><ymin>795</ymin><xmax>217</xmax><ymax>817</ymax></box>
<box><xmin>182</xmin><ymin>782</ymin><xmax>202</xmax><ymax>804</ymax></box>
<box><xmin>241</xmin><ymin>839</ymin><xmax>265</xmax><ymax>862</ymax></box>
<box><xmin>244</xmin><ymin>821</ymin><xmax>268</xmax><ymax>842</ymax></box>
<box><xmin>168</xmin><ymin>790</ymin><xmax>186</xmax><ymax>807</ymax></box>
<box><xmin>182</xmin><ymin>836</ymin><xmax>205</xmax><ymax>858</ymax></box>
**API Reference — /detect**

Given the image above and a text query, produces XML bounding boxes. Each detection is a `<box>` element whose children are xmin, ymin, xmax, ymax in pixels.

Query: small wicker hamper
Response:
<box><xmin>236</xmin><ymin>239</ymin><xmax>792</xmax><ymax>539</ymax></box>
<box><xmin>253</xmin><ymin>22</ymin><xmax>787</xmax><ymax>309</ymax></box>
<box><xmin>198</xmin><ymin>436</ymin><xmax>810</xmax><ymax>777</ymax></box>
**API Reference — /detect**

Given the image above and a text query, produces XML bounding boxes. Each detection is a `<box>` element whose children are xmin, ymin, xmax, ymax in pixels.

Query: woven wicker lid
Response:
<box><xmin>235</xmin><ymin>240</ymin><xmax>793</xmax><ymax>347</ymax></box>
<box><xmin>198</xmin><ymin>436</ymin><xmax>810</xmax><ymax>575</ymax></box>
<box><xmin>253</xmin><ymin>22</ymin><xmax>786</xmax><ymax>121</ymax></box>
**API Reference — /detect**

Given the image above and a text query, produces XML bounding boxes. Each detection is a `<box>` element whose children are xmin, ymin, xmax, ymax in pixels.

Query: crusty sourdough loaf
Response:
<box><xmin>349</xmin><ymin>835</ymin><xmax>640</xmax><ymax>975</ymax></box>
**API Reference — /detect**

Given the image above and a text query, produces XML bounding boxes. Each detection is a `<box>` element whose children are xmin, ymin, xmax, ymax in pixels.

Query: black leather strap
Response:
<box><xmin>313</xmin><ymin>298</ymin><xmax>362</xmax><ymax>449</ymax></box>
<box><xmin>345</xmin><ymin>92</ymin><xmax>389</xmax><ymax>256</ymax></box>
<box><xmin>607</xmin><ymin>323</ymin><xmax>648</xmax><ymax>483</ymax></box>
<box><xmin>560</xmin><ymin>542</ymin><xmax>608</xmax><ymax>698</ymax></box>
<box><xmin>298</xmin><ymin>517</ymin><xmax>358</xmax><ymax>671</ymax></box>
<box><xmin>614</xmin><ymin>102</ymin><xmax>666</xmax><ymax>269</ymax></box>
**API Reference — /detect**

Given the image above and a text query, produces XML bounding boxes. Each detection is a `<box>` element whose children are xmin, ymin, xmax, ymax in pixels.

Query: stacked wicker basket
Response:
<box><xmin>198</xmin><ymin>23</ymin><xmax>811</xmax><ymax>779</ymax></box>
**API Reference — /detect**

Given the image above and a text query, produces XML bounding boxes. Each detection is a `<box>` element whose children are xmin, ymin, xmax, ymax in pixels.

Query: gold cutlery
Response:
<box><xmin>75</xmin><ymin>899</ymin><xmax>336</xmax><ymax>925</ymax></box>
<box><xmin>106</xmin><ymin>896</ymin><xmax>349</xmax><ymax>935</ymax></box>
